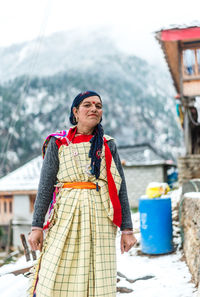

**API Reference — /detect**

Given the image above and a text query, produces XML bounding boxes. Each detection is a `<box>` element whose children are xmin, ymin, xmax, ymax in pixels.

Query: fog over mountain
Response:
<box><xmin>0</xmin><ymin>29</ymin><xmax>183</xmax><ymax>177</ymax></box>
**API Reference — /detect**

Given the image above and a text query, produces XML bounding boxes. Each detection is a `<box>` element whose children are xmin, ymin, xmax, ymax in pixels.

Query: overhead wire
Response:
<box><xmin>0</xmin><ymin>0</ymin><xmax>52</xmax><ymax>174</ymax></box>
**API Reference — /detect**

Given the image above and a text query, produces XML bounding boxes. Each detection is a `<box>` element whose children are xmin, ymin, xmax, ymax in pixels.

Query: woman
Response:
<box><xmin>28</xmin><ymin>91</ymin><xmax>137</xmax><ymax>297</ymax></box>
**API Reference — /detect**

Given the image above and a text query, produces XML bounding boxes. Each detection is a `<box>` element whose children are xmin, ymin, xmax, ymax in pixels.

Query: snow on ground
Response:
<box><xmin>0</xmin><ymin>273</ymin><xmax>29</xmax><ymax>297</ymax></box>
<box><xmin>116</xmin><ymin>233</ymin><xmax>197</xmax><ymax>297</ymax></box>
<box><xmin>0</xmin><ymin>243</ymin><xmax>197</xmax><ymax>297</ymax></box>
<box><xmin>0</xmin><ymin>211</ymin><xmax>198</xmax><ymax>297</ymax></box>
<box><xmin>0</xmin><ymin>255</ymin><xmax>35</xmax><ymax>276</ymax></box>
<box><xmin>0</xmin><ymin>255</ymin><xmax>35</xmax><ymax>297</ymax></box>
<box><xmin>184</xmin><ymin>192</ymin><xmax>200</xmax><ymax>199</ymax></box>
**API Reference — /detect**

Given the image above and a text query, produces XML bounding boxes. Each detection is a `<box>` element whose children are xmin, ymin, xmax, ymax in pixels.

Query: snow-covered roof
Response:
<box><xmin>118</xmin><ymin>144</ymin><xmax>174</xmax><ymax>167</ymax></box>
<box><xmin>0</xmin><ymin>156</ymin><xmax>42</xmax><ymax>192</ymax></box>
<box><xmin>155</xmin><ymin>21</ymin><xmax>200</xmax><ymax>32</ymax></box>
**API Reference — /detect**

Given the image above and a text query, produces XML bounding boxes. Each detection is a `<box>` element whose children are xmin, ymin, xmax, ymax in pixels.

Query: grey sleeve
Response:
<box><xmin>107</xmin><ymin>140</ymin><xmax>133</xmax><ymax>230</ymax></box>
<box><xmin>32</xmin><ymin>137</ymin><xmax>59</xmax><ymax>228</ymax></box>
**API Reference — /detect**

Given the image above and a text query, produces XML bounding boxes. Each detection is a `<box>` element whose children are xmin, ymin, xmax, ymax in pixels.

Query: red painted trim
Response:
<box><xmin>104</xmin><ymin>138</ymin><xmax>122</xmax><ymax>228</ymax></box>
<box><xmin>161</xmin><ymin>27</ymin><xmax>200</xmax><ymax>41</ymax></box>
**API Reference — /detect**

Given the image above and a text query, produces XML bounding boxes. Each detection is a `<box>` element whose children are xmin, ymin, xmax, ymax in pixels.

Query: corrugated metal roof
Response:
<box><xmin>118</xmin><ymin>143</ymin><xmax>170</xmax><ymax>166</ymax></box>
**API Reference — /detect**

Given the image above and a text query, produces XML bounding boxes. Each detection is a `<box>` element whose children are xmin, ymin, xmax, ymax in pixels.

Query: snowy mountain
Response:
<box><xmin>0</xmin><ymin>29</ymin><xmax>183</xmax><ymax>177</ymax></box>
<box><xmin>0</xmin><ymin>29</ymin><xmax>124</xmax><ymax>82</ymax></box>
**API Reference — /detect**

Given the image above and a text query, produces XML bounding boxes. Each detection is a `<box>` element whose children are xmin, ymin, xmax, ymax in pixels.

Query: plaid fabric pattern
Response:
<box><xmin>29</xmin><ymin>139</ymin><xmax>121</xmax><ymax>297</ymax></box>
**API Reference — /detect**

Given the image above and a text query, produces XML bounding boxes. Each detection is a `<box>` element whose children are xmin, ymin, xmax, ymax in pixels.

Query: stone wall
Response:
<box><xmin>178</xmin><ymin>155</ymin><xmax>200</xmax><ymax>184</ymax></box>
<box><xmin>177</xmin><ymin>155</ymin><xmax>200</xmax><ymax>288</ymax></box>
<box><xmin>181</xmin><ymin>193</ymin><xmax>200</xmax><ymax>286</ymax></box>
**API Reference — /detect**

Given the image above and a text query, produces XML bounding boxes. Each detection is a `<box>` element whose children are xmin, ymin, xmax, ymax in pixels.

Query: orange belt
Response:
<box><xmin>62</xmin><ymin>182</ymin><xmax>100</xmax><ymax>190</ymax></box>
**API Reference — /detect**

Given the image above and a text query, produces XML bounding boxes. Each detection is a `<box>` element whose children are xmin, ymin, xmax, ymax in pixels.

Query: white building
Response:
<box><xmin>0</xmin><ymin>156</ymin><xmax>42</xmax><ymax>248</ymax></box>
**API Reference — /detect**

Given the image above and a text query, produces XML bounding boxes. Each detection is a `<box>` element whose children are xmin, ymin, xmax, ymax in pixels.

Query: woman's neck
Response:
<box><xmin>76</xmin><ymin>125</ymin><xmax>94</xmax><ymax>135</ymax></box>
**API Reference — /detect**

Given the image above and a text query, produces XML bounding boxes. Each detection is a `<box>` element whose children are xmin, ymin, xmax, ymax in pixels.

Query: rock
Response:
<box><xmin>133</xmin><ymin>275</ymin><xmax>155</xmax><ymax>282</ymax></box>
<box><xmin>117</xmin><ymin>271</ymin><xmax>127</xmax><ymax>278</ymax></box>
<box><xmin>117</xmin><ymin>271</ymin><xmax>155</xmax><ymax>283</ymax></box>
<box><xmin>117</xmin><ymin>287</ymin><xmax>133</xmax><ymax>293</ymax></box>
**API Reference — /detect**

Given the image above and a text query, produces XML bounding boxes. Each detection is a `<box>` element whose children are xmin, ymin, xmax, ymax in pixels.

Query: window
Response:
<box><xmin>0</xmin><ymin>195</ymin><xmax>13</xmax><ymax>215</ymax></box>
<box><xmin>4</xmin><ymin>201</ymin><xmax>7</xmax><ymax>213</ymax></box>
<box><xmin>197</xmin><ymin>49</ymin><xmax>200</xmax><ymax>73</ymax></box>
<box><xmin>183</xmin><ymin>49</ymin><xmax>195</xmax><ymax>75</ymax></box>
<box><xmin>9</xmin><ymin>201</ymin><xmax>12</xmax><ymax>213</ymax></box>
<box><xmin>182</xmin><ymin>48</ymin><xmax>200</xmax><ymax>77</ymax></box>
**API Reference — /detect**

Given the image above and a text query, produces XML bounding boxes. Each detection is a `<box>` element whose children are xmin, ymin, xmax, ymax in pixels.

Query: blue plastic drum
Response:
<box><xmin>139</xmin><ymin>197</ymin><xmax>173</xmax><ymax>254</ymax></box>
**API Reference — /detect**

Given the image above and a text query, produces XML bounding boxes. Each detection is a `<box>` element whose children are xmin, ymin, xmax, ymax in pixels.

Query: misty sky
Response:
<box><xmin>0</xmin><ymin>0</ymin><xmax>200</xmax><ymax>66</ymax></box>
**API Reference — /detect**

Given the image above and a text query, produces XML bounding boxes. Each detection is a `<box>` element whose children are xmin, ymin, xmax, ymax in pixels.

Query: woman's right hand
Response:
<box><xmin>28</xmin><ymin>229</ymin><xmax>44</xmax><ymax>252</ymax></box>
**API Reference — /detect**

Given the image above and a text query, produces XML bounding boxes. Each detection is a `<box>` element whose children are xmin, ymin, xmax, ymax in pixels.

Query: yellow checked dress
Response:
<box><xmin>29</xmin><ymin>137</ymin><xmax>122</xmax><ymax>297</ymax></box>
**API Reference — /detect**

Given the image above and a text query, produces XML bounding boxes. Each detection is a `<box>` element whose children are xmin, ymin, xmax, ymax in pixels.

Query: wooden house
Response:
<box><xmin>156</xmin><ymin>25</ymin><xmax>200</xmax><ymax>155</ymax></box>
<box><xmin>156</xmin><ymin>26</ymin><xmax>200</xmax><ymax>97</ymax></box>
<box><xmin>156</xmin><ymin>25</ymin><xmax>200</xmax><ymax>184</ymax></box>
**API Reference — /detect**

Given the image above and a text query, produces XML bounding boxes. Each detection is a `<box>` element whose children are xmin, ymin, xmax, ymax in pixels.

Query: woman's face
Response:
<box><xmin>73</xmin><ymin>96</ymin><xmax>103</xmax><ymax>128</ymax></box>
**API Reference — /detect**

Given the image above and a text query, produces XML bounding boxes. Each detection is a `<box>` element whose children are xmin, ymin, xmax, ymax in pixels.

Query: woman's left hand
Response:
<box><xmin>120</xmin><ymin>232</ymin><xmax>137</xmax><ymax>254</ymax></box>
